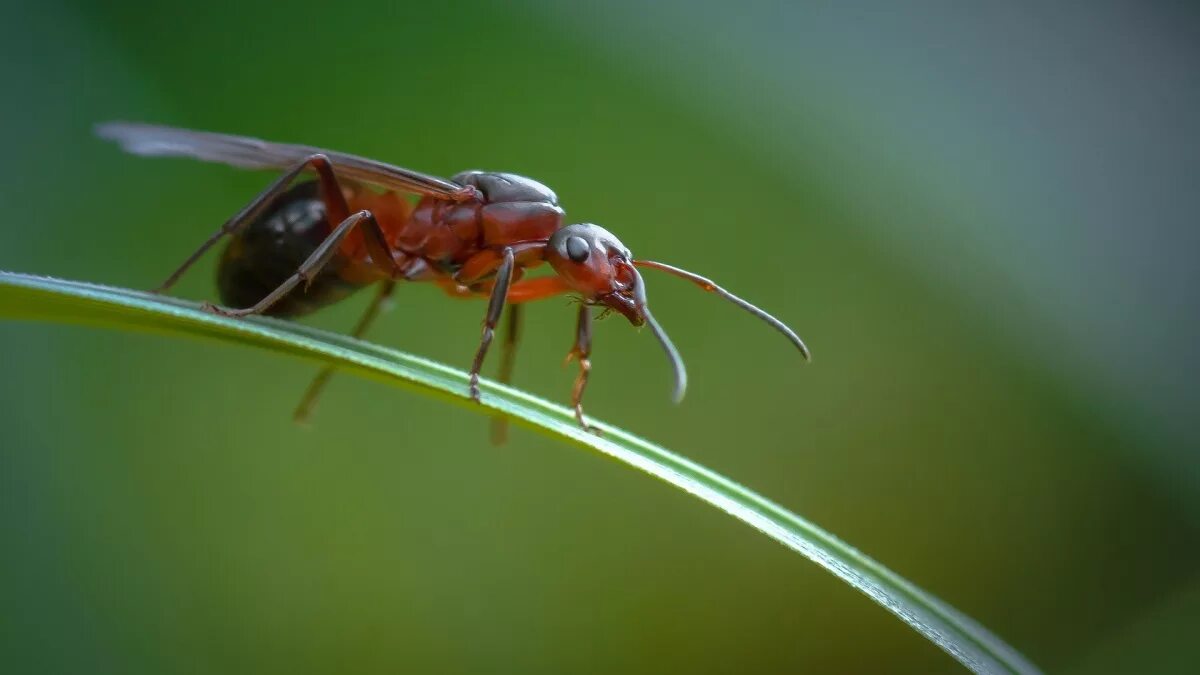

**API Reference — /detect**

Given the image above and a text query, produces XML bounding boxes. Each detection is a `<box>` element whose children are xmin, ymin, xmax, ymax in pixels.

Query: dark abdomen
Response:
<box><xmin>217</xmin><ymin>181</ymin><xmax>364</xmax><ymax>317</ymax></box>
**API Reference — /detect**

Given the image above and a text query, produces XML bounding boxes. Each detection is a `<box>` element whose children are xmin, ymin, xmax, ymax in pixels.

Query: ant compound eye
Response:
<box><xmin>565</xmin><ymin>235</ymin><xmax>590</xmax><ymax>263</ymax></box>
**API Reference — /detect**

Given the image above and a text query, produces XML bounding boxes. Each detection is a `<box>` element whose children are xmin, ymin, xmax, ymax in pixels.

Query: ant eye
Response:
<box><xmin>565</xmin><ymin>236</ymin><xmax>590</xmax><ymax>263</ymax></box>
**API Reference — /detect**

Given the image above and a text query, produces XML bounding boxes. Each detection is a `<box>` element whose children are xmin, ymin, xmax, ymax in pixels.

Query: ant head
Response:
<box><xmin>547</xmin><ymin>222</ymin><xmax>688</xmax><ymax>402</ymax></box>
<box><xmin>546</xmin><ymin>223</ymin><xmax>644</xmax><ymax>325</ymax></box>
<box><xmin>546</xmin><ymin>224</ymin><xmax>811</xmax><ymax>406</ymax></box>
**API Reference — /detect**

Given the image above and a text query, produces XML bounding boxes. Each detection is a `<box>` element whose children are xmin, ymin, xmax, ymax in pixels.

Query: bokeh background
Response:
<box><xmin>2</xmin><ymin>1</ymin><xmax>1198</xmax><ymax>673</ymax></box>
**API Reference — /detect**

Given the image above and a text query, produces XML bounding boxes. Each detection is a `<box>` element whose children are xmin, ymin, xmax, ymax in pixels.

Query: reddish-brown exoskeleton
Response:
<box><xmin>96</xmin><ymin>122</ymin><xmax>810</xmax><ymax>440</ymax></box>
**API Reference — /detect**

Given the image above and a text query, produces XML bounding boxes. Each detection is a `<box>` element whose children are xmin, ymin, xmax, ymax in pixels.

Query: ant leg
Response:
<box><xmin>153</xmin><ymin>153</ymin><xmax>399</xmax><ymax>293</ymax></box>
<box><xmin>565</xmin><ymin>304</ymin><xmax>600</xmax><ymax>434</ymax></box>
<box><xmin>436</xmin><ymin>275</ymin><xmax>572</xmax><ymax>302</ymax></box>
<box><xmin>205</xmin><ymin>210</ymin><xmax>394</xmax><ymax>318</ymax></box>
<box><xmin>497</xmin><ymin>304</ymin><xmax>523</xmax><ymax>388</ymax></box>
<box><xmin>454</xmin><ymin>241</ymin><xmax>548</xmax><ymax>285</ymax></box>
<box><xmin>467</xmin><ymin>247</ymin><xmax>515</xmax><ymax>402</ymax></box>
<box><xmin>488</xmin><ymin>304</ymin><xmax>523</xmax><ymax>445</ymax></box>
<box><xmin>292</xmin><ymin>280</ymin><xmax>397</xmax><ymax>423</ymax></box>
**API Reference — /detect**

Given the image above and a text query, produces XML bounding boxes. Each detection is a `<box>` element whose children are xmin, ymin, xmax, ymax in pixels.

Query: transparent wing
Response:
<box><xmin>95</xmin><ymin>122</ymin><xmax>467</xmax><ymax>199</ymax></box>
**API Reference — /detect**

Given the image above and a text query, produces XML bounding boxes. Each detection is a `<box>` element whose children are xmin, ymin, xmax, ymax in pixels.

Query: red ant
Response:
<box><xmin>96</xmin><ymin>122</ymin><xmax>810</xmax><ymax>439</ymax></box>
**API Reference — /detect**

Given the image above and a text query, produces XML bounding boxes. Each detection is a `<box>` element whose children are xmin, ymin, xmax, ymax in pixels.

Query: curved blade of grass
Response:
<box><xmin>0</xmin><ymin>271</ymin><xmax>1039</xmax><ymax>674</ymax></box>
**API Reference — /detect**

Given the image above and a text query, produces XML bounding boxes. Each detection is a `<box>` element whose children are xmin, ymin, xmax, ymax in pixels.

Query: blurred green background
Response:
<box><xmin>2</xmin><ymin>1</ymin><xmax>1198</xmax><ymax>672</ymax></box>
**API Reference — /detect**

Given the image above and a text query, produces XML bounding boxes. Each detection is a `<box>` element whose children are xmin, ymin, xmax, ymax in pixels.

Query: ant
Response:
<box><xmin>96</xmin><ymin>122</ymin><xmax>810</xmax><ymax>440</ymax></box>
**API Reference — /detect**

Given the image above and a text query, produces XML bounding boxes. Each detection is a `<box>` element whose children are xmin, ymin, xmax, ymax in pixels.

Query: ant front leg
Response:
<box><xmin>467</xmin><ymin>247</ymin><xmax>516</xmax><ymax>402</ymax></box>
<box><xmin>565</xmin><ymin>303</ymin><xmax>600</xmax><ymax>434</ymax></box>
<box><xmin>154</xmin><ymin>153</ymin><xmax>399</xmax><ymax>293</ymax></box>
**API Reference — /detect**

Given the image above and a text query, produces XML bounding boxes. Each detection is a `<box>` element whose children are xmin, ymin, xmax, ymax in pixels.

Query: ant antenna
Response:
<box><xmin>633</xmin><ymin>260</ymin><xmax>811</xmax><ymax>361</ymax></box>
<box><xmin>629</xmin><ymin>265</ymin><xmax>688</xmax><ymax>404</ymax></box>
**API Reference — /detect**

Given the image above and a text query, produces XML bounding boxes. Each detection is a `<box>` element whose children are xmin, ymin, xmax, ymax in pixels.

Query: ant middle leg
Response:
<box><xmin>488</xmin><ymin>304</ymin><xmax>523</xmax><ymax>445</ymax></box>
<box><xmin>468</xmin><ymin>247</ymin><xmax>515</xmax><ymax>402</ymax></box>
<box><xmin>437</xmin><ymin>269</ymin><xmax>573</xmax><ymax>408</ymax></box>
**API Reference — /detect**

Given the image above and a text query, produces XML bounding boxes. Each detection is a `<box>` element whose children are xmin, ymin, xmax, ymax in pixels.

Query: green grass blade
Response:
<box><xmin>0</xmin><ymin>271</ymin><xmax>1040</xmax><ymax>674</ymax></box>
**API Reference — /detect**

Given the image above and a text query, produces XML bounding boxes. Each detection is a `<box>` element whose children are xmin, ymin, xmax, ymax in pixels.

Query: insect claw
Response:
<box><xmin>203</xmin><ymin>301</ymin><xmax>256</xmax><ymax>319</ymax></box>
<box><xmin>572</xmin><ymin>402</ymin><xmax>602</xmax><ymax>436</ymax></box>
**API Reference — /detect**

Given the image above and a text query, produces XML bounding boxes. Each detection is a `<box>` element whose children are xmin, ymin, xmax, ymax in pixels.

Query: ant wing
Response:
<box><xmin>96</xmin><ymin>122</ymin><xmax>468</xmax><ymax>200</ymax></box>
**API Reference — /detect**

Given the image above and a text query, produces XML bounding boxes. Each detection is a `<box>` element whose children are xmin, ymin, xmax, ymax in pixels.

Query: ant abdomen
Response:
<box><xmin>216</xmin><ymin>180</ymin><xmax>363</xmax><ymax>317</ymax></box>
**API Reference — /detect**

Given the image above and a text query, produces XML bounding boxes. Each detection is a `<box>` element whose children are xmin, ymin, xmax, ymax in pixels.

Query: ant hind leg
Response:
<box><xmin>154</xmin><ymin>153</ymin><xmax>399</xmax><ymax>293</ymax></box>
<box><xmin>292</xmin><ymin>279</ymin><xmax>398</xmax><ymax>424</ymax></box>
<box><xmin>204</xmin><ymin>209</ymin><xmax>395</xmax><ymax>318</ymax></box>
